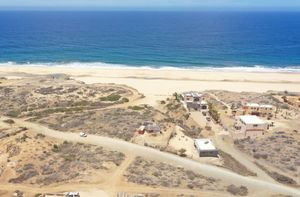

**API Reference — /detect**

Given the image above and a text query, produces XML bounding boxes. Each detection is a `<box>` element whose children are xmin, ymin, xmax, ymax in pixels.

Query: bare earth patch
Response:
<box><xmin>0</xmin><ymin>129</ymin><xmax>125</xmax><ymax>186</ymax></box>
<box><xmin>235</xmin><ymin>131</ymin><xmax>300</xmax><ymax>185</ymax></box>
<box><xmin>124</xmin><ymin>156</ymin><xmax>248</xmax><ymax>196</ymax></box>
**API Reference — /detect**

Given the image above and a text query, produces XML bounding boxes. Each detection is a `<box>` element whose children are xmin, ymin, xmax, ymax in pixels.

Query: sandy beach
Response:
<box><xmin>1</xmin><ymin>66</ymin><xmax>299</xmax><ymax>105</ymax></box>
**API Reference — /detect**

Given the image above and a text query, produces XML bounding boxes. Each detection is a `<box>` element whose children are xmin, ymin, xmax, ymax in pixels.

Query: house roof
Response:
<box><xmin>183</xmin><ymin>91</ymin><xmax>202</xmax><ymax>98</ymax></box>
<box><xmin>260</xmin><ymin>104</ymin><xmax>273</xmax><ymax>108</ymax></box>
<box><xmin>145</xmin><ymin>124</ymin><xmax>160</xmax><ymax>131</ymax></box>
<box><xmin>246</xmin><ymin>103</ymin><xmax>273</xmax><ymax>108</ymax></box>
<box><xmin>246</xmin><ymin>103</ymin><xmax>260</xmax><ymax>107</ymax></box>
<box><xmin>239</xmin><ymin>115</ymin><xmax>266</xmax><ymax>125</ymax></box>
<box><xmin>200</xmin><ymin>100</ymin><xmax>208</xmax><ymax>105</ymax></box>
<box><xmin>194</xmin><ymin>139</ymin><xmax>217</xmax><ymax>151</ymax></box>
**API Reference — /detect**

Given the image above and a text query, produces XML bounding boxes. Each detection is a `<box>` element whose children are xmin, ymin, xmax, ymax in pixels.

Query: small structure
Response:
<box><xmin>194</xmin><ymin>139</ymin><xmax>218</xmax><ymax>157</ymax></box>
<box><xmin>234</xmin><ymin>115</ymin><xmax>268</xmax><ymax>139</ymax></box>
<box><xmin>137</xmin><ymin>121</ymin><xmax>161</xmax><ymax>134</ymax></box>
<box><xmin>242</xmin><ymin>103</ymin><xmax>274</xmax><ymax>117</ymax></box>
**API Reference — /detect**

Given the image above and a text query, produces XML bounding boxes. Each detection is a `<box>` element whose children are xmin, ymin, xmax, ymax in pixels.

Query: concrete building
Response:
<box><xmin>194</xmin><ymin>139</ymin><xmax>218</xmax><ymax>157</ymax></box>
<box><xmin>234</xmin><ymin>115</ymin><xmax>268</xmax><ymax>139</ymax></box>
<box><xmin>242</xmin><ymin>103</ymin><xmax>274</xmax><ymax>117</ymax></box>
<box><xmin>182</xmin><ymin>91</ymin><xmax>205</xmax><ymax>111</ymax></box>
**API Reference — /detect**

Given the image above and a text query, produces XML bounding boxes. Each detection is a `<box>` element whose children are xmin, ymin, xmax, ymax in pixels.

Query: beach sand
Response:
<box><xmin>0</xmin><ymin>66</ymin><xmax>299</xmax><ymax>105</ymax></box>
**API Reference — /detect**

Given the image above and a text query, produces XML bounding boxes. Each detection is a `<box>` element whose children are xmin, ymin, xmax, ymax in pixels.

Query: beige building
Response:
<box><xmin>233</xmin><ymin>115</ymin><xmax>268</xmax><ymax>139</ymax></box>
<box><xmin>242</xmin><ymin>103</ymin><xmax>274</xmax><ymax>117</ymax></box>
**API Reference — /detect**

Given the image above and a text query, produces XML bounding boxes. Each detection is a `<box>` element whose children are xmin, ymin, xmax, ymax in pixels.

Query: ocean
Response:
<box><xmin>0</xmin><ymin>11</ymin><xmax>300</xmax><ymax>71</ymax></box>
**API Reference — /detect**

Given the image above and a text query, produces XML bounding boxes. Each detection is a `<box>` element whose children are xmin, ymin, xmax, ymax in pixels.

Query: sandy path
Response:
<box><xmin>3</xmin><ymin>117</ymin><xmax>300</xmax><ymax>196</ymax></box>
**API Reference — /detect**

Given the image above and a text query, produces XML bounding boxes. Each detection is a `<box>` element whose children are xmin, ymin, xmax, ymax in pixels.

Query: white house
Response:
<box><xmin>194</xmin><ymin>139</ymin><xmax>218</xmax><ymax>157</ymax></box>
<box><xmin>234</xmin><ymin>115</ymin><xmax>268</xmax><ymax>139</ymax></box>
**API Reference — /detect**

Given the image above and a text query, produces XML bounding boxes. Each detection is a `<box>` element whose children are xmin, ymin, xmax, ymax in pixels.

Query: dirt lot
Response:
<box><xmin>235</xmin><ymin>131</ymin><xmax>300</xmax><ymax>185</ymax></box>
<box><xmin>0</xmin><ymin>122</ymin><xmax>125</xmax><ymax>186</ymax></box>
<box><xmin>0</xmin><ymin>74</ymin><xmax>135</xmax><ymax>118</ymax></box>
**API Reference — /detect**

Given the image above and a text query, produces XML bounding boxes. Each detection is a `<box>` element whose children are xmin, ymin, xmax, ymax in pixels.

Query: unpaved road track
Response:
<box><xmin>190</xmin><ymin>111</ymin><xmax>275</xmax><ymax>182</ymax></box>
<box><xmin>3</xmin><ymin>117</ymin><xmax>300</xmax><ymax>196</ymax></box>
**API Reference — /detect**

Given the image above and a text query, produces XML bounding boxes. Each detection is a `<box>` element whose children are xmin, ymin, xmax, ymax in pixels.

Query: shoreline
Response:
<box><xmin>1</xmin><ymin>62</ymin><xmax>300</xmax><ymax>74</ymax></box>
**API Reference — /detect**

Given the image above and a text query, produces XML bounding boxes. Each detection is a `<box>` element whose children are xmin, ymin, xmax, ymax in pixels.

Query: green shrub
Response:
<box><xmin>128</xmin><ymin>105</ymin><xmax>144</xmax><ymax>110</ymax></box>
<box><xmin>72</xmin><ymin>100</ymin><xmax>90</xmax><ymax>106</ymax></box>
<box><xmin>100</xmin><ymin>94</ymin><xmax>121</xmax><ymax>102</ymax></box>
<box><xmin>208</xmin><ymin>102</ymin><xmax>220</xmax><ymax>123</ymax></box>
<box><xmin>121</xmin><ymin>97</ymin><xmax>129</xmax><ymax>103</ymax></box>
<box><xmin>52</xmin><ymin>144</ymin><xmax>60</xmax><ymax>152</ymax></box>
<box><xmin>3</xmin><ymin>119</ymin><xmax>15</xmax><ymax>124</ymax></box>
<box><xmin>6</xmin><ymin>110</ymin><xmax>21</xmax><ymax>117</ymax></box>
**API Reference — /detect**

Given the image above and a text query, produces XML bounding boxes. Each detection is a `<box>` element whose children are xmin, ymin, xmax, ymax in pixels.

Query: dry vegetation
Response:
<box><xmin>205</xmin><ymin>90</ymin><xmax>286</xmax><ymax>109</ymax></box>
<box><xmin>124</xmin><ymin>156</ymin><xmax>248</xmax><ymax>196</ymax></box>
<box><xmin>0</xmin><ymin>128</ymin><xmax>125</xmax><ymax>186</ymax></box>
<box><xmin>35</xmin><ymin>106</ymin><xmax>170</xmax><ymax>142</ymax></box>
<box><xmin>235</xmin><ymin>131</ymin><xmax>300</xmax><ymax>185</ymax></box>
<box><xmin>0</xmin><ymin>74</ymin><xmax>134</xmax><ymax>118</ymax></box>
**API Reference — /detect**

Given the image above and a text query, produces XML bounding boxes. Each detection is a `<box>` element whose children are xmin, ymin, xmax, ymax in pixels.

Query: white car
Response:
<box><xmin>79</xmin><ymin>132</ymin><xmax>87</xmax><ymax>137</ymax></box>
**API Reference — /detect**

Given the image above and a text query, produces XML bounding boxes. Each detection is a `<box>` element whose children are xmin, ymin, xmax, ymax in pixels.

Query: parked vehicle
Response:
<box><xmin>65</xmin><ymin>192</ymin><xmax>80</xmax><ymax>197</ymax></box>
<box><xmin>79</xmin><ymin>132</ymin><xmax>87</xmax><ymax>137</ymax></box>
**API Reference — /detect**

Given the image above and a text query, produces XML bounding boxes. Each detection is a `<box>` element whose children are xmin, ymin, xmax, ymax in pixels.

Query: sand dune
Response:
<box><xmin>1</xmin><ymin>66</ymin><xmax>299</xmax><ymax>106</ymax></box>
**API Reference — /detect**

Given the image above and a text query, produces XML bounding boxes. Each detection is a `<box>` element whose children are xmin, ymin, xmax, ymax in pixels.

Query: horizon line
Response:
<box><xmin>1</xmin><ymin>6</ymin><xmax>300</xmax><ymax>12</ymax></box>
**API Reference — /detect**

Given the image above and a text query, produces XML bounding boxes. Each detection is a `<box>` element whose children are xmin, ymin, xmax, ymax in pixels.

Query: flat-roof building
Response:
<box><xmin>242</xmin><ymin>103</ymin><xmax>274</xmax><ymax>117</ymax></box>
<box><xmin>182</xmin><ymin>91</ymin><xmax>206</xmax><ymax>111</ymax></box>
<box><xmin>234</xmin><ymin>115</ymin><xmax>268</xmax><ymax>139</ymax></box>
<box><xmin>194</xmin><ymin>139</ymin><xmax>218</xmax><ymax>157</ymax></box>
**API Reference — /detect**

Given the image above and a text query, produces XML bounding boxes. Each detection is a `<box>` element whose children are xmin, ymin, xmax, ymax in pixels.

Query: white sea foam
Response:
<box><xmin>0</xmin><ymin>61</ymin><xmax>300</xmax><ymax>73</ymax></box>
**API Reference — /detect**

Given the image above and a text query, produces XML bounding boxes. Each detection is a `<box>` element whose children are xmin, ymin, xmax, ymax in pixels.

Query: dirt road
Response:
<box><xmin>190</xmin><ymin>111</ymin><xmax>275</xmax><ymax>182</ymax></box>
<box><xmin>3</xmin><ymin>117</ymin><xmax>300</xmax><ymax>196</ymax></box>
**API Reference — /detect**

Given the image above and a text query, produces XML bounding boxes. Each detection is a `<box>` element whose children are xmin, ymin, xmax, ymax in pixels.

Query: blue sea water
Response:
<box><xmin>0</xmin><ymin>11</ymin><xmax>300</xmax><ymax>70</ymax></box>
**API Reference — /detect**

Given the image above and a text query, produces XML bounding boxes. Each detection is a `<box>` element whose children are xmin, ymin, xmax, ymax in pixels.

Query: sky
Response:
<box><xmin>0</xmin><ymin>0</ymin><xmax>300</xmax><ymax>10</ymax></box>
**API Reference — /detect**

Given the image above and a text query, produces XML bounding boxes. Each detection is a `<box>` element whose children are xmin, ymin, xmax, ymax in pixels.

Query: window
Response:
<box><xmin>253</xmin><ymin>124</ymin><xmax>258</xmax><ymax>127</ymax></box>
